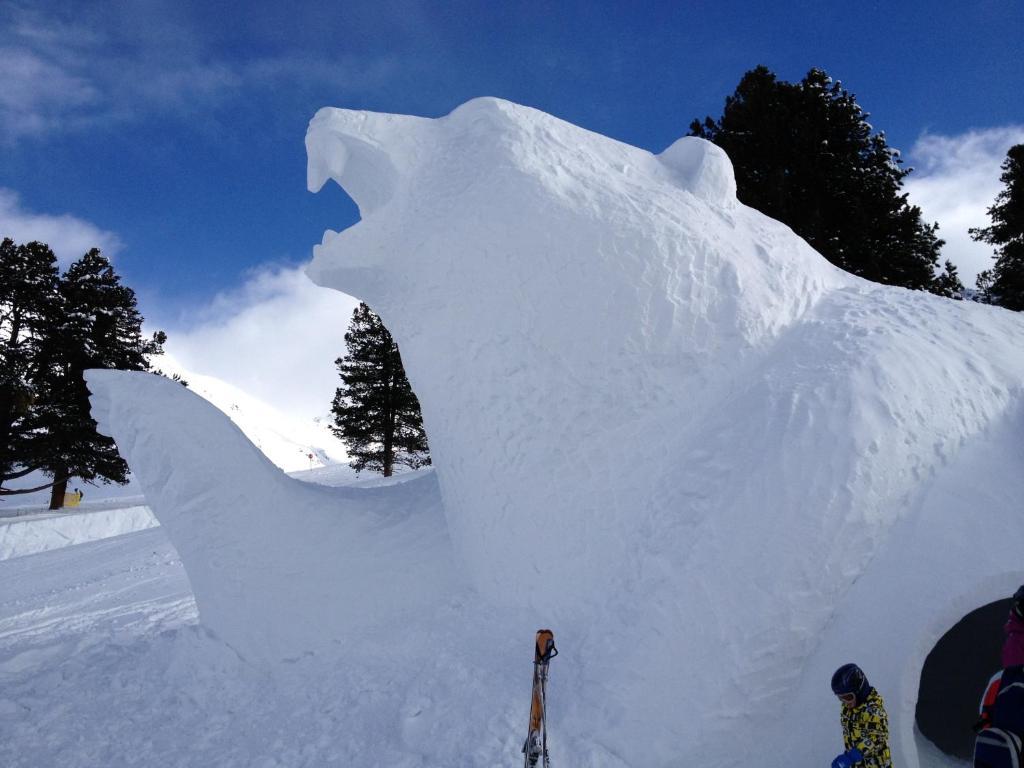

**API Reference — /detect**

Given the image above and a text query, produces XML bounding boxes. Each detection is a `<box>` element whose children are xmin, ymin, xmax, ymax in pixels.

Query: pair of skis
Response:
<box><xmin>522</xmin><ymin>629</ymin><xmax>558</xmax><ymax>768</ymax></box>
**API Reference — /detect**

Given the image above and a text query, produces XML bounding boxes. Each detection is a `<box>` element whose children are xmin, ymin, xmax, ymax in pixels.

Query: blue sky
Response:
<box><xmin>2</xmin><ymin>0</ymin><xmax>1023</xmax><ymax>418</ymax></box>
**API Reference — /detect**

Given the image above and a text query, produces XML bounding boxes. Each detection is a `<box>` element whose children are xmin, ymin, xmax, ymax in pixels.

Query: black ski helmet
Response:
<box><xmin>831</xmin><ymin>663</ymin><xmax>870</xmax><ymax>703</ymax></box>
<box><xmin>1013</xmin><ymin>585</ymin><xmax>1024</xmax><ymax>618</ymax></box>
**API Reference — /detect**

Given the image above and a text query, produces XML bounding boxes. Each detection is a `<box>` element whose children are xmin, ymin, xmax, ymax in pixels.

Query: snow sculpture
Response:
<box><xmin>304</xmin><ymin>98</ymin><xmax>1024</xmax><ymax>766</ymax></box>
<box><xmin>306</xmin><ymin>98</ymin><xmax>850</xmax><ymax>608</ymax></box>
<box><xmin>84</xmin><ymin>98</ymin><xmax>1024</xmax><ymax>767</ymax></box>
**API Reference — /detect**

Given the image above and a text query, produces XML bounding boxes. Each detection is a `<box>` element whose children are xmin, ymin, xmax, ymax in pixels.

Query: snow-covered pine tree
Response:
<box><xmin>33</xmin><ymin>248</ymin><xmax>165</xmax><ymax>508</ymax></box>
<box><xmin>690</xmin><ymin>66</ymin><xmax>949</xmax><ymax>292</ymax></box>
<box><xmin>971</xmin><ymin>144</ymin><xmax>1024</xmax><ymax>311</ymax></box>
<box><xmin>331</xmin><ymin>302</ymin><xmax>430</xmax><ymax>477</ymax></box>
<box><xmin>0</xmin><ymin>239</ymin><xmax>63</xmax><ymax>494</ymax></box>
<box><xmin>931</xmin><ymin>260</ymin><xmax>965</xmax><ymax>300</ymax></box>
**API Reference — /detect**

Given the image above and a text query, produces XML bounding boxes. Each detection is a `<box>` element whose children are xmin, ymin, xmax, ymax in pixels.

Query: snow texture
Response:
<box><xmin>77</xmin><ymin>98</ymin><xmax>1024</xmax><ymax>767</ymax></box>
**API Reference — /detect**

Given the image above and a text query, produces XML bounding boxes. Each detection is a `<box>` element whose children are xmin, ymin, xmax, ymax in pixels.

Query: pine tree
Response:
<box><xmin>974</xmin><ymin>270</ymin><xmax>996</xmax><ymax>303</ymax></box>
<box><xmin>690</xmin><ymin>66</ymin><xmax>948</xmax><ymax>291</ymax></box>
<box><xmin>1</xmin><ymin>242</ymin><xmax>164</xmax><ymax>504</ymax></box>
<box><xmin>970</xmin><ymin>144</ymin><xmax>1024</xmax><ymax>311</ymax></box>
<box><xmin>0</xmin><ymin>239</ymin><xmax>63</xmax><ymax>493</ymax></box>
<box><xmin>930</xmin><ymin>260</ymin><xmax>965</xmax><ymax>300</ymax></box>
<box><xmin>331</xmin><ymin>303</ymin><xmax>430</xmax><ymax>477</ymax></box>
<box><xmin>33</xmin><ymin>249</ymin><xmax>164</xmax><ymax>508</ymax></box>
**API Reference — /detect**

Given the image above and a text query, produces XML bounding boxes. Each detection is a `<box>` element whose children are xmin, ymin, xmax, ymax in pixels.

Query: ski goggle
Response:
<box><xmin>837</xmin><ymin>692</ymin><xmax>857</xmax><ymax>705</ymax></box>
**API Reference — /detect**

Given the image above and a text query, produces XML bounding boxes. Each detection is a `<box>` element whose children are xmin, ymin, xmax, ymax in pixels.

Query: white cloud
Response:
<box><xmin>0</xmin><ymin>3</ymin><xmax>410</xmax><ymax>142</ymax></box>
<box><xmin>0</xmin><ymin>46</ymin><xmax>99</xmax><ymax>126</ymax></box>
<box><xmin>904</xmin><ymin>126</ymin><xmax>1024</xmax><ymax>287</ymax></box>
<box><xmin>0</xmin><ymin>32</ymin><xmax>240</xmax><ymax>140</ymax></box>
<box><xmin>161</xmin><ymin>265</ymin><xmax>360</xmax><ymax>424</ymax></box>
<box><xmin>0</xmin><ymin>187</ymin><xmax>123</xmax><ymax>265</ymax></box>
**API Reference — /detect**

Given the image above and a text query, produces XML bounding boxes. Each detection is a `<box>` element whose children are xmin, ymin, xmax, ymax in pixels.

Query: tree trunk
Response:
<box><xmin>382</xmin><ymin>382</ymin><xmax>394</xmax><ymax>478</ymax></box>
<box><xmin>382</xmin><ymin>423</ymin><xmax>394</xmax><ymax>478</ymax></box>
<box><xmin>48</xmin><ymin>464</ymin><xmax>68</xmax><ymax>510</ymax></box>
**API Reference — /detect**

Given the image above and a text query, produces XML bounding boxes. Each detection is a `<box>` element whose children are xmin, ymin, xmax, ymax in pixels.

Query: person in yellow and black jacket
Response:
<box><xmin>830</xmin><ymin>663</ymin><xmax>893</xmax><ymax>768</ymax></box>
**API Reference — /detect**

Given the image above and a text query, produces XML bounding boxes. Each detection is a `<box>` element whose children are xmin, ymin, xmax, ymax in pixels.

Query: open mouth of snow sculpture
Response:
<box><xmin>86</xmin><ymin>97</ymin><xmax>1024</xmax><ymax>768</ymax></box>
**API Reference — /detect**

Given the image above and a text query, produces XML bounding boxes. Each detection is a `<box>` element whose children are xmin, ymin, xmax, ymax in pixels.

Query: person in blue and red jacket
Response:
<box><xmin>976</xmin><ymin>585</ymin><xmax>1024</xmax><ymax>734</ymax></box>
<box><xmin>1002</xmin><ymin>586</ymin><xmax>1024</xmax><ymax>668</ymax></box>
<box><xmin>830</xmin><ymin>663</ymin><xmax>893</xmax><ymax>768</ymax></box>
<box><xmin>972</xmin><ymin>585</ymin><xmax>1024</xmax><ymax>767</ymax></box>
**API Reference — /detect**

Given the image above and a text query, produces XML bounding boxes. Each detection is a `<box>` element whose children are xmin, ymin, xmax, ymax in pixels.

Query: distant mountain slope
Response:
<box><xmin>157</xmin><ymin>353</ymin><xmax>349</xmax><ymax>472</ymax></box>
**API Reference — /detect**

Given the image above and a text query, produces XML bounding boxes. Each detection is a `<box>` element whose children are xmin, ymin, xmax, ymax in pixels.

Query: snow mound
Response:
<box><xmin>80</xmin><ymin>98</ymin><xmax>1024</xmax><ymax>767</ymax></box>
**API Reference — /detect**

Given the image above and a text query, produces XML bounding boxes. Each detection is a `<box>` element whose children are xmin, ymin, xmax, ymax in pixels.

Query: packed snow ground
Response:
<box><xmin>0</xmin><ymin>480</ymin><xmax>594</xmax><ymax>768</ymax></box>
<box><xmin>4</xmin><ymin>98</ymin><xmax>1024</xmax><ymax>767</ymax></box>
<box><xmin>0</xmin><ymin>500</ymin><xmax>979</xmax><ymax>768</ymax></box>
<box><xmin>0</xmin><ymin>467</ymin><xmax>490</xmax><ymax>768</ymax></box>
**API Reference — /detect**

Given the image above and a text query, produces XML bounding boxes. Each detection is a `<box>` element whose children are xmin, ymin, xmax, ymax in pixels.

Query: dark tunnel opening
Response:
<box><xmin>916</xmin><ymin>598</ymin><xmax>1012</xmax><ymax>760</ymax></box>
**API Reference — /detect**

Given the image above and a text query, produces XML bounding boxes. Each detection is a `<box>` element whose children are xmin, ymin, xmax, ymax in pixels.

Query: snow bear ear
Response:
<box><xmin>656</xmin><ymin>136</ymin><xmax>737</xmax><ymax>208</ymax></box>
<box><xmin>306</xmin><ymin>108</ymin><xmax>427</xmax><ymax>216</ymax></box>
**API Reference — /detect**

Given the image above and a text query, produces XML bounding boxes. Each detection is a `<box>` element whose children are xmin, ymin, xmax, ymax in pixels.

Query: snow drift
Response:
<box><xmin>85</xmin><ymin>97</ymin><xmax>1024</xmax><ymax>767</ymax></box>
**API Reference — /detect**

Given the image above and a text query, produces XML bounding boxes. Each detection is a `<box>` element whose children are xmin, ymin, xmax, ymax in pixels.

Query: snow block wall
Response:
<box><xmin>84</xmin><ymin>98</ymin><xmax>1024</xmax><ymax>768</ymax></box>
